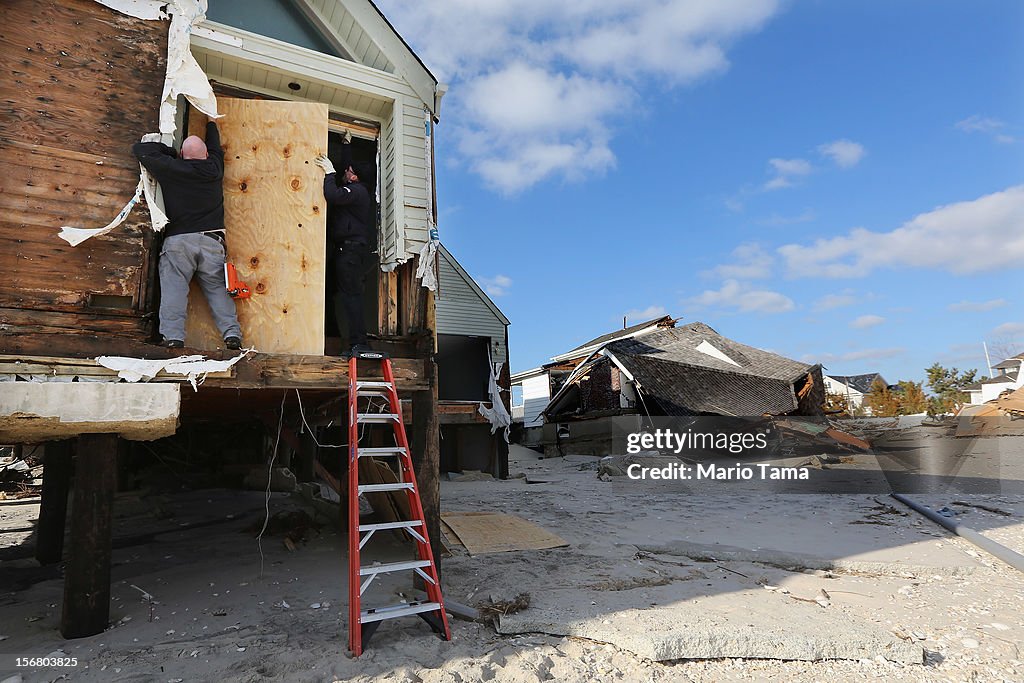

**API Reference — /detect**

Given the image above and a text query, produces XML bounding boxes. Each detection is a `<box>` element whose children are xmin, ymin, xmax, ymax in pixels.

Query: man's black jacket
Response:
<box><xmin>131</xmin><ymin>122</ymin><xmax>225</xmax><ymax>237</ymax></box>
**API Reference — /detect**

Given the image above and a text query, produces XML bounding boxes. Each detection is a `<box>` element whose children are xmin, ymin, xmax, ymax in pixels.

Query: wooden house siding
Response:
<box><xmin>0</xmin><ymin>0</ymin><xmax>167</xmax><ymax>350</ymax></box>
<box><xmin>435</xmin><ymin>249</ymin><xmax>508</xmax><ymax>365</ymax></box>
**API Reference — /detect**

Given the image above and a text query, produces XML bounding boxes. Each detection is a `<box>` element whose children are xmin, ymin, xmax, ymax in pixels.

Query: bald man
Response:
<box><xmin>132</xmin><ymin>120</ymin><xmax>241</xmax><ymax>350</ymax></box>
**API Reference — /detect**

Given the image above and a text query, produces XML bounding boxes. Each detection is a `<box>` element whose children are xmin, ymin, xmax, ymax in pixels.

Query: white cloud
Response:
<box><xmin>818</xmin><ymin>139</ymin><xmax>866</xmax><ymax>168</ymax></box>
<box><xmin>778</xmin><ymin>185</ymin><xmax>1024</xmax><ymax>277</ymax></box>
<box><xmin>956</xmin><ymin>115</ymin><xmax>1005</xmax><ymax>133</ymax></box>
<box><xmin>947</xmin><ymin>299</ymin><xmax>1007</xmax><ymax>312</ymax></box>
<box><xmin>850</xmin><ymin>314</ymin><xmax>885</xmax><ymax>329</ymax></box>
<box><xmin>625</xmin><ymin>305</ymin><xmax>668</xmax><ymax>324</ymax></box>
<box><xmin>709</xmin><ymin>242</ymin><xmax>774</xmax><ymax>279</ymax></box>
<box><xmin>375</xmin><ymin>0</ymin><xmax>782</xmax><ymax>193</ymax></box>
<box><xmin>688</xmin><ymin>279</ymin><xmax>794</xmax><ymax>314</ymax></box>
<box><xmin>478</xmin><ymin>274</ymin><xmax>512</xmax><ymax>297</ymax></box>
<box><xmin>764</xmin><ymin>157</ymin><xmax>812</xmax><ymax>190</ymax></box>
<box><xmin>806</xmin><ymin>347</ymin><xmax>905</xmax><ymax>364</ymax></box>
<box><xmin>992</xmin><ymin>322</ymin><xmax>1024</xmax><ymax>337</ymax></box>
<box><xmin>813</xmin><ymin>292</ymin><xmax>857</xmax><ymax>312</ymax></box>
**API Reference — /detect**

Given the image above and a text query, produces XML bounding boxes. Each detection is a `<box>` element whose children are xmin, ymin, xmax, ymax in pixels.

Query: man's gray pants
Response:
<box><xmin>158</xmin><ymin>233</ymin><xmax>241</xmax><ymax>342</ymax></box>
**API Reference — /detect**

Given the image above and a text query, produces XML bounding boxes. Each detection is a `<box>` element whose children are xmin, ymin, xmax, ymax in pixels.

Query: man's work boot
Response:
<box><xmin>224</xmin><ymin>336</ymin><xmax>242</xmax><ymax>350</ymax></box>
<box><xmin>165</xmin><ymin>339</ymin><xmax>185</xmax><ymax>349</ymax></box>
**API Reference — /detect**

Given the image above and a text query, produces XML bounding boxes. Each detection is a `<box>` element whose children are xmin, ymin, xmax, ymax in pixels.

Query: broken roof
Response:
<box><xmin>550</xmin><ymin>315</ymin><xmax>676</xmax><ymax>363</ymax></box>
<box><xmin>545</xmin><ymin>322</ymin><xmax>817</xmax><ymax>418</ymax></box>
<box><xmin>827</xmin><ymin>373</ymin><xmax>886</xmax><ymax>394</ymax></box>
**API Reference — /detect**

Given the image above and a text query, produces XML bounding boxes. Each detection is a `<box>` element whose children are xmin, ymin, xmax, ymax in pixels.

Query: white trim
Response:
<box><xmin>600</xmin><ymin>349</ymin><xmax>637</xmax><ymax>385</ymax></box>
<box><xmin>286</xmin><ymin>0</ymin><xmax>358</xmax><ymax>61</ymax></box>
<box><xmin>551</xmin><ymin>324</ymin><xmax>664</xmax><ymax>363</ymax></box>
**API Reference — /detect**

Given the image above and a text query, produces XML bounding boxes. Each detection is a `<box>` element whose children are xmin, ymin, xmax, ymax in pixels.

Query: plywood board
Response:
<box><xmin>440</xmin><ymin>512</ymin><xmax>568</xmax><ymax>555</ymax></box>
<box><xmin>184</xmin><ymin>99</ymin><xmax>327</xmax><ymax>354</ymax></box>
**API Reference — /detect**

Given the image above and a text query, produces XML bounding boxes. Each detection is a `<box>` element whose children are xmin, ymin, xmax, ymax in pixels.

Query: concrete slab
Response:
<box><xmin>497</xmin><ymin>583</ymin><xmax>924</xmax><ymax>663</ymax></box>
<box><xmin>0</xmin><ymin>383</ymin><xmax>180</xmax><ymax>442</ymax></box>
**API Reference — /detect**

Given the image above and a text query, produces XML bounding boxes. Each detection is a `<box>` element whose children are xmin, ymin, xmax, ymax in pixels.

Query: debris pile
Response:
<box><xmin>0</xmin><ymin>446</ymin><xmax>42</xmax><ymax>499</ymax></box>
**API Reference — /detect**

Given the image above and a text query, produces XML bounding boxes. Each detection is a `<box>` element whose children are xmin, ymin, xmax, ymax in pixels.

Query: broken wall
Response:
<box><xmin>0</xmin><ymin>0</ymin><xmax>168</xmax><ymax>354</ymax></box>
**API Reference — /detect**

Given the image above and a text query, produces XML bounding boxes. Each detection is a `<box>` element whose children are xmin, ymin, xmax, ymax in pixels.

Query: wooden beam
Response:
<box><xmin>36</xmin><ymin>440</ymin><xmax>73</xmax><ymax>565</ymax></box>
<box><xmin>61</xmin><ymin>433</ymin><xmax>118</xmax><ymax>639</ymax></box>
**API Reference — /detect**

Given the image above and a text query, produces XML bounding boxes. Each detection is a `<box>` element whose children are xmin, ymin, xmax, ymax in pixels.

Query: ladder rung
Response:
<box><xmin>358</xmin><ymin>482</ymin><xmax>414</xmax><ymax>494</ymax></box>
<box><xmin>359</xmin><ymin>559</ymin><xmax>431</xmax><ymax>576</ymax></box>
<box><xmin>356</xmin><ymin>381</ymin><xmax>393</xmax><ymax>390</ymax></box>
<box><xmin>356</xmin><ymin>413</ymin><xmax>400</xmax><ymax>423</ymax></box>
<box><xmin>361</xmin><ymin>601</ymin><xmax>442</xmax><ymax>624</ymax></box>
<box><xmin>358</xmin><ymin>520</ymin><xmax>422</xmax><ymax>532</ymax></box>
<box><xmin>357</xmin><ymin>447</ymin><xmax>406</xmax><ymax>458</ymax></box>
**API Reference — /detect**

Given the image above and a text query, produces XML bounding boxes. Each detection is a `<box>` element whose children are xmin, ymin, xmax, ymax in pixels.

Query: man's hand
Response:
<box><xmin>341</xmin><ymin>129</ymin><xmax>352</xmax><ymax>144</ymax></box>
<box><xmin>314</xmin><ymin>154</ymin><xmax>336</xmax><ymax>175</ymax></box>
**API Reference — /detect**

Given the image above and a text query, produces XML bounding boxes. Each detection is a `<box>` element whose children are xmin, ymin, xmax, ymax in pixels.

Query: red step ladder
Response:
<box><xmin>347</xmin><ymin>350</ymin><xmax>451</xmax><ymax>656</ymax></box>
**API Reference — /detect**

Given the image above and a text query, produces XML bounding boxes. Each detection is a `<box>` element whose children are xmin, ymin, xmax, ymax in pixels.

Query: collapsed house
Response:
<box><xmin>516</xmin><ymin>321</ymin><xmax>824</xmax><ymax>457</ymax></box>
<box><xmin>0</xmin><ymin>0</ymin><xmax>509</xmax><ymax>638</ymax></box>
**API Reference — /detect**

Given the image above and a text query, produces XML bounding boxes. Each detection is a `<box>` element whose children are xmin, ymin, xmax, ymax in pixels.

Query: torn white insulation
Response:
<box><xmin>60</xmin><ymin>0</ymin><xmax>220</xmax><ymax>246</ymax></box>
<box><xmin>415</xmin><ymin>227</ymin><xmax>440</xmax><ymax>291</ymax></box>
<box><xmin>478</xmin><ymin>353</ymin><xmax>511</xmax><ymax>441</ymax></box>
<box><xmin>95</xmin><ymin>350</ymin><xmax>252</xmax><ymax>390</ymax></box>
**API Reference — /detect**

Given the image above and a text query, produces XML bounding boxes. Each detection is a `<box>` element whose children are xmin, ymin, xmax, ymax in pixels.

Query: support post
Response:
<box><xmin>412</xmin><ymin>377</ymin><xmax>441</xmax><ymax>572</ymax></box>
<box><xmin>61</xmin><ymin>433</ymin><xmax>117</xmax><ymax>639</ymax></box>
<box><xmin>36</xmin><ymin>440</ymin><xmax>73</xmax><ymax>565</ymax></box>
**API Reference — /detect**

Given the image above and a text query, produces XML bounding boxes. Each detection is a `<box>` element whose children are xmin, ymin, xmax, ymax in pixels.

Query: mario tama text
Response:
<box><xmin>625</xmin><ymin>460</ymin><xmax>809</xmax><ymax>481</ymax></box>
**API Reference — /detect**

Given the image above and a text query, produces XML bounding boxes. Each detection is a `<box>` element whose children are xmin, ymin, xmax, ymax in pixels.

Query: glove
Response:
<box><xmin>140</xmin><ymin>133</ymin><xmax>161</xmax><ymax>143</ymax></box>
<box><xmin>341</xmin><ymin>129</ymin><xmax>352</xmax><ymax>144</ymax></box>
<box><xmin>314</xmin><ymin>154</ymin><xmax>336</xmax><ymax>175</ymax></box>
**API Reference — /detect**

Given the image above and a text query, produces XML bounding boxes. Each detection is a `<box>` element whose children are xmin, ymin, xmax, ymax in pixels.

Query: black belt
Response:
<box><xmin>201</xmin><ymin>230</ymin><xmax>226</xmax><ymax>244</ymax></box>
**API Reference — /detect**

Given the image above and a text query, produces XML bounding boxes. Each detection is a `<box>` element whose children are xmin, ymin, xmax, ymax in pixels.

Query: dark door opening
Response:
<box><xmin>324</xmin><ymin>129</ymin><xmax>379</xmax><ymax>349</ymax></box>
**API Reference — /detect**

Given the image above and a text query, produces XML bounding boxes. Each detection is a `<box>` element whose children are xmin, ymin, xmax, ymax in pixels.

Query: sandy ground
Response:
<box><xmin>1</xmin><ymin>432</ymin><xmax>1022</xmax><ymax>683</ymax></box>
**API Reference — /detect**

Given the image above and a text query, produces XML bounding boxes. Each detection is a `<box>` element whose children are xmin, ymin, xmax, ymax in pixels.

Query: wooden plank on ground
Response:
<box><xmin>184</xmin><ymin>99</ymin><xmax>328</xmax><ymax>354</ymax></box>
<box><xmin>441</xmin><ymin>512</ymin><xmax>568</xmax><ymax>555</ymax></box>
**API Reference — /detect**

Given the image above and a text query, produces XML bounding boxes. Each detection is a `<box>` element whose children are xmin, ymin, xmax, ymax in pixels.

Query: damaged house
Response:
<box><xmin>520</xmin><ymin>321</ymin><xmax>823</xmax><ymax>457</ymax></box>
<box><xmin>0</xmin><ymin>0</ymin><xmax>510</xmax><ymax>639</ymax></box>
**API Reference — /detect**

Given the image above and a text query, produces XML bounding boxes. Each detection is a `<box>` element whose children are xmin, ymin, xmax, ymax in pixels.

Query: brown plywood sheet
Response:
<box><xmin>184</xmin><ymin>99</ymin><xmax>327</xmax><ymax>354</ymax></box>
<box><xmin>441</xmin><ymin>512</ymin><xmax>568</xmax><ymax>555</ymax></box>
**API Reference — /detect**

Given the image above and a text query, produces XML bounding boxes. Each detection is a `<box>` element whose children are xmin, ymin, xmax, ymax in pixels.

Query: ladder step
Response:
<box><xmin>361</xmin><ymin>601</ymin><xmax>442</xmax><ymax>624</ymax></box>
<box><xmin>358</xmin><ymin>520</ymin><xmax>422</xmax><ymax>532</ymax></box>
<box><xmin>356</xmin><ymin>381</ymin><xmax>393</xmax><ymax>390</ymax></box>
<box><xmin>356</xmin><ymin>413</ymin><xmax>400</xmax><ymax>424</ymax></box>
<box><xmin>358</xmin><ymin>482</ymin><xmax>414</xmax><ymax>494</ymax></box>
<box><xmin>357</xmin><ymin>446</ymin><xmax>407</xmax><ymax>458</ymax></box>
<box><xmin>359</xmin><ymin>559</ymin><xmax>431</xmax><ymax>576</ymax></box>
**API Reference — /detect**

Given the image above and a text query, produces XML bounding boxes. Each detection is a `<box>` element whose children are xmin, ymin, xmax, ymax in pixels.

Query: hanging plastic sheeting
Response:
<box><xmin>414</xmin><ymin>108</ymin><xmax>440</xmax><ymax>290</ymax></box>
<box><xmin>96</xmin><ymin>349</ymin><xmax>251</xmax><ymax>391</ymax></box>
<box><xmin>58</xmin><ymin>0</ymin><xmax>221</xmax><ymax>246</ymax></box>
<box><xmin>478</xmin><ymin>350</ymin><xmax>511</xmax><ymax>442</ymax></box>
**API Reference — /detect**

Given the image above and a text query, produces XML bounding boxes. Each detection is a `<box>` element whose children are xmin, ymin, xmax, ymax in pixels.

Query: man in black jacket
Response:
<box><xmin>132</xmin><ymin>120</ymin><xmax>242</xmax><ymax>350</ymax></box>
<box><xmin>315</xmin><ymin>134</ymin><xmax>376</xmax><ymax>355</ymax></box>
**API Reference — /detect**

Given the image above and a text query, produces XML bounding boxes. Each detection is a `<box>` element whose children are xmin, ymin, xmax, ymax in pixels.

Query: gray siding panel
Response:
<box><xmin>436</xmin><ymin>252</ymin><xmax>508</xmax><ymax>365</ymax></box>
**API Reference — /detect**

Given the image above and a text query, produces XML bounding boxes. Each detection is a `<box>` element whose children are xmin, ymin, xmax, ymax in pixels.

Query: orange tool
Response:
<box><xmin>224</xmin><ymin>263</ymin><xmax>251</xmax><ymax>299</ymax></box>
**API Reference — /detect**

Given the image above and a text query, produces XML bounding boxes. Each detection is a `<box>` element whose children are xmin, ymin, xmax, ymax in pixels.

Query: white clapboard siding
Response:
<box><xmin>435</xmin><ymin>247</ymin><xmax>509</xmax><ymax>365</ymax></box>
<box><xmin>520</xmin><ymin>374</ymin><xmax>551</xmax><ymax>427</ymax></box>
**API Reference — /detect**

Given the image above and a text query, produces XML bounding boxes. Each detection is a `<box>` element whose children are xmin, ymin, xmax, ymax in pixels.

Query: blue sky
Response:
<box><xmin>377</xmin><ymin>0</ymin><xmax>1024</xmax><ymax>384</ymax></box>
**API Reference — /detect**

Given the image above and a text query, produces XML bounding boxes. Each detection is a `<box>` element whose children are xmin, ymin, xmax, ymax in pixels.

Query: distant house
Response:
<box><xmin>967</xmin><ymin>353</ymin><xmax>1023</xmax><ymax>405</ymax></box>
<box><xmin>435</xmin><ymin>245</ymin><xmax>511</xmax><ymax>476</ymax></box>
<box><xmin>511</xmin><ymin>316</ymin><xmax>677</xmax><ymax>429</ymax></box>
<box><xmin>823</xmin><ymin>373</ymin><xmax>888</xmax><ymax>413</ymax></box>
<box><xmin>516</xmin><ymin>320</ymin><xmax>823</xmax><ymax>456</ymax></box>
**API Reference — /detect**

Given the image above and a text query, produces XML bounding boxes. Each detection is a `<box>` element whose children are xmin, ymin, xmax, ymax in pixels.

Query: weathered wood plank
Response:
<box><xmin>0</xmin><ymin>0</ymin><xmax>165</xmax><ymax>320</ymax></box>
<box><xmin>183</xmin><ymin>100</ymin><xmax>328</xmax><ymax>353</ymax></box>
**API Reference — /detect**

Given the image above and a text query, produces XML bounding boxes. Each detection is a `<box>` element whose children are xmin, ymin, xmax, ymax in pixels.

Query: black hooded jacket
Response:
<box><xmin>323</xmin><ymin>142</ymin><xmax>375</xmax><ymax>245</ymax></box>
<box><xmin>131</xmin><ymin>121</ymin><xmax>224</xmax><ymax>237</ymax></box>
